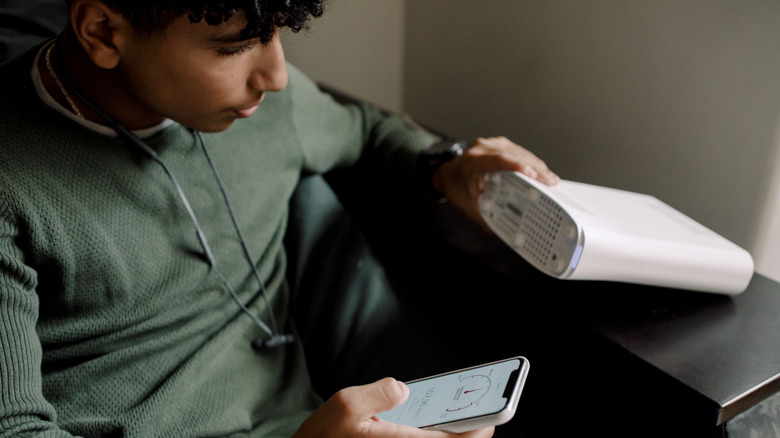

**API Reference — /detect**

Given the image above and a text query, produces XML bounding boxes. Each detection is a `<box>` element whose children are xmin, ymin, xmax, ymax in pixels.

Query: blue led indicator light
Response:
<box><xmin>570</xmin><ymin>245</ymin><xmax>583</xmax><ymax>270</ymax></box>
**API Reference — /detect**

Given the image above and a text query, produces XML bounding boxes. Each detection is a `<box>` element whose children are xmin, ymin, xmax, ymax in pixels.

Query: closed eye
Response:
<box><xmin>216</xmin><ymin>40</ymin><xmax>258</xmax><ymax>57</ymax></box>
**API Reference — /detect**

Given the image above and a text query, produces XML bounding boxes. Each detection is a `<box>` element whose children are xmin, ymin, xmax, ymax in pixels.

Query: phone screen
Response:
<box><xmin>376</xmin><ymin>358</ymin><xmax>523</xmax><ymax>429</ymax></box>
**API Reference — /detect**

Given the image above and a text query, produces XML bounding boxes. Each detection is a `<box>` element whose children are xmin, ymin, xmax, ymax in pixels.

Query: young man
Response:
<box><xmin>0</xmin><ymin>1</ymin><xmax>559</xmax><ymax>436</ymax></box>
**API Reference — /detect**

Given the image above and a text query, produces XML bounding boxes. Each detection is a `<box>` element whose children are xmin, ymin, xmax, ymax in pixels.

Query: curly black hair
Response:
<box><xmin>65</xmin><ymin>0</ymin><xmax>325</xmax><ymax>44</ymax></box>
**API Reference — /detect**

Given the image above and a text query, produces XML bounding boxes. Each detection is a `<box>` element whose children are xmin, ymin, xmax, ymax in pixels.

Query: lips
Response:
<box><xmin>234</xmin><ymin>92</ymin><xmax>265</xmax><ymax>118</ymax></box>
<box><xmin>236</xmin><ymin>104</ymin><xmax>259</xmax><ymax>118</ymax></box>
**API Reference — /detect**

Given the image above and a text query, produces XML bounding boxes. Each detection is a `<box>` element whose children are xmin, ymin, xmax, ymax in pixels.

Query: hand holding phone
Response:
<box><xmin>375</xmin><ymin>356</ymin><xmax>529</xmax><ymax>433</ymax></box>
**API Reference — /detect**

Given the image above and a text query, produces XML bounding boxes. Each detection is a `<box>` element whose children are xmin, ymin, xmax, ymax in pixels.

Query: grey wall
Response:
<box><xmin>404</xmin><ymin>1</ymin><xmax>780</xmax><ymax>251</ymax></box>
<box><xmin>284</xmin><ymin>0</ymin><xmax>405</xmax><ymax>111</ymax></box>
<box><xmin>285</xmin><ymin>1</ymin><xmax>780</xmax><ymax>281</ymax></box>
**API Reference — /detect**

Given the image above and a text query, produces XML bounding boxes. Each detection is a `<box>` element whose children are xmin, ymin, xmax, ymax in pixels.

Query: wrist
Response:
<box><xmin>417</xmin><ymin>139</ymin><xmax>467</xmax><ymax>201</ymax></box>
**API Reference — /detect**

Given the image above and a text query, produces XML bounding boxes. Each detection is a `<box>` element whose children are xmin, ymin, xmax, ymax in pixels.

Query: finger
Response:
<box><xmin>536</xmin><ymin>167</ymin><xmax>561</xmax><ymax>185</ymax></box>
<box><xmin>457</xmin><ymin>426</ymin><xmax>496</xmax><ymax>438</ymax></box>
<box><xmin>468</xmin><ymin>138</ymin><xmax>560</xmax><ymax>186</ymax></box>
<box><xmin>344</xmin><ymin>377</ymin><xmax>409</xmax><ymax>417</ymax></box>
<box><xmin>368</xmin><ymin>418</ymin><xmax>494</xmax><ymax>438</ymax></box>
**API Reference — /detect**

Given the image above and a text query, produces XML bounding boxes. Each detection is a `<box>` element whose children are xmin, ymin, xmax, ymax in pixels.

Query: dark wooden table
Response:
<box><xmin>580</xmin><ymin>273</ymin><xmax>780</xmax><ymax>427</ymax></box>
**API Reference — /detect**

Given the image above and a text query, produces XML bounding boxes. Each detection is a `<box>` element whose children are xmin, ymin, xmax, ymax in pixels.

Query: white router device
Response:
<box><xmin>478</xmin><ymin>171</ymin><xmax>754</xmax><ymax>295</ymax></box>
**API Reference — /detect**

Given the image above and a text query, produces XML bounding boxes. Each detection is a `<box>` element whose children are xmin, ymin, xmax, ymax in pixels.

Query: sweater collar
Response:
<box><xmin>30</xmin><ymin>40</ymin><xmax>175</xmax><ymax>140</ymax></box>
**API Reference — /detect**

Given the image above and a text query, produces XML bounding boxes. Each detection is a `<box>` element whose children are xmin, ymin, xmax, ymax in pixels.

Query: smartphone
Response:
<box><xmin>376</xmin><ymin>356</ymin><xmax>529</xmax><ymax>433</ymax></box>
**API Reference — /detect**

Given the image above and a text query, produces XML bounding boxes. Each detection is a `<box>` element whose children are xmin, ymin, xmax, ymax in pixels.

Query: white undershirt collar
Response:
<box><xmin>31</xmin><ymin>41</ymin><xmax>174</xmax><ymax>139</ymax></box>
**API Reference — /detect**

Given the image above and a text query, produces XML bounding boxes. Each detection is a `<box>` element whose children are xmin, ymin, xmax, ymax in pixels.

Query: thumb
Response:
<box><xmin>360</xmin><ymin>377</ymin><xmax>410</xmax><ymax>415</ymax></box>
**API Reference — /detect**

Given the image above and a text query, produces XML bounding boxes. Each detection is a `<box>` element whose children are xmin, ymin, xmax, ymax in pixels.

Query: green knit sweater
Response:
<box><xmin>0</xmin><ymin>43</ymin><xmax>434</xmax><ymax>437</ymax></box>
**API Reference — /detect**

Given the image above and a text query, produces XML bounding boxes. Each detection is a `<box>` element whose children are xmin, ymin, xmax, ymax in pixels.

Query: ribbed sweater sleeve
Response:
<box><xmin>1</xmin><ymin>190</ymin><xmax>76</xmax><ymax>437</ymax></box>
<box><xmin>286</xmin><ymin>64</ymin><xmax>437</xmax><ymax>196</ymax></box>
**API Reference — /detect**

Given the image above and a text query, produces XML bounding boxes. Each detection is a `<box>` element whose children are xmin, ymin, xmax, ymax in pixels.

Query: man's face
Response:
<box><xmin>113</xmin><ymin>11</ymin><xmax>288</xmax><ymax>132</ymax></box>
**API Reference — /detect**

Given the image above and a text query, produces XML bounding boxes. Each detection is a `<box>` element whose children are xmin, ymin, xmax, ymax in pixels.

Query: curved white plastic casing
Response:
<box><xmin>478</xmin><ymin>171</ymin><xmax>754</xmax><ymax>295</ymax></box>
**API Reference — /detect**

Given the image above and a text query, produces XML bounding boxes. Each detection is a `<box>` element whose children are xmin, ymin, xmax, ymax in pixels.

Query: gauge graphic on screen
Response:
<box><xmin>447</xmin><ymin>374</ymin><xmax>492</xmax><ymax>412</ymax></box>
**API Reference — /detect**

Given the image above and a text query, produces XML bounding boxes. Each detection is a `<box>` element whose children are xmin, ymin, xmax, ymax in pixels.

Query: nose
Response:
<box><xmin>248</xmin><ymin>33</ymin><xmax>288</xmax><ymax>92</ymax></box>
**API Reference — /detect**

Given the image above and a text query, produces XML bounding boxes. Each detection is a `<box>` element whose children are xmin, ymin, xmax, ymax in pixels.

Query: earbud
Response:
<box><xmin>252</xmin><ymin>334</ymin><xmax>295</xmax><ymax>351</ymax></box>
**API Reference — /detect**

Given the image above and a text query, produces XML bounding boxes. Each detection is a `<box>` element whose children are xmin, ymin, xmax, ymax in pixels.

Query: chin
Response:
<box><xmin>182</xmin><ymin>117</ymin><xmax>237</xmax><ymax>133</ymax></box>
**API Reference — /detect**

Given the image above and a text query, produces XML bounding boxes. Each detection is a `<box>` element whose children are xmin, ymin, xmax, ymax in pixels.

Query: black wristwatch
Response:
<box><xmin>417</xmin><ymin>139</ymin><xmax>468</xmax><ymax>200</ymax></box>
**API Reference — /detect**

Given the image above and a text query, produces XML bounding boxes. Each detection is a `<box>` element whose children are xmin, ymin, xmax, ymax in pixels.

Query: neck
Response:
<box><xmin>46</xmin><ymin>31</ymin><xmax>167</xmax><ymax>130</ymax></box>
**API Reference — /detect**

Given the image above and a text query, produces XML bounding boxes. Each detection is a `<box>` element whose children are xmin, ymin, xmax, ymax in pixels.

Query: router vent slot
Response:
<box><xmin>522</xmin><ymin>195</ymin><xmax>564</xmax><ymax>267</ymax></box>
<box><xmin>492</xmin><ymin>204</ymin><xmax>521</xmax><ymax>239</ymax></box>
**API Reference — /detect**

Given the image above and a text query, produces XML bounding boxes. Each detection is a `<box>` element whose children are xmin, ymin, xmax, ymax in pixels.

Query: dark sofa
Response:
<box><xmin>4</xmin><ymin>3</ymin><xmax>780</xmax><ymax>437</ymax></box>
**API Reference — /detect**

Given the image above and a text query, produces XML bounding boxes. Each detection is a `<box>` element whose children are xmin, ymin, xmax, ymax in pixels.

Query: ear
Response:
<box><xmin>68</xmin><ymin>0</ymin><xmax>129</xmax><ymax>69</ymax></box>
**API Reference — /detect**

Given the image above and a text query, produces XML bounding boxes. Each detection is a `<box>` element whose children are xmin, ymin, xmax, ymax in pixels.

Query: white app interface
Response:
<box><xmin>376</xmin><ymin>359</ymin><xmax>521</xmax><ymax>428</ymax></box>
